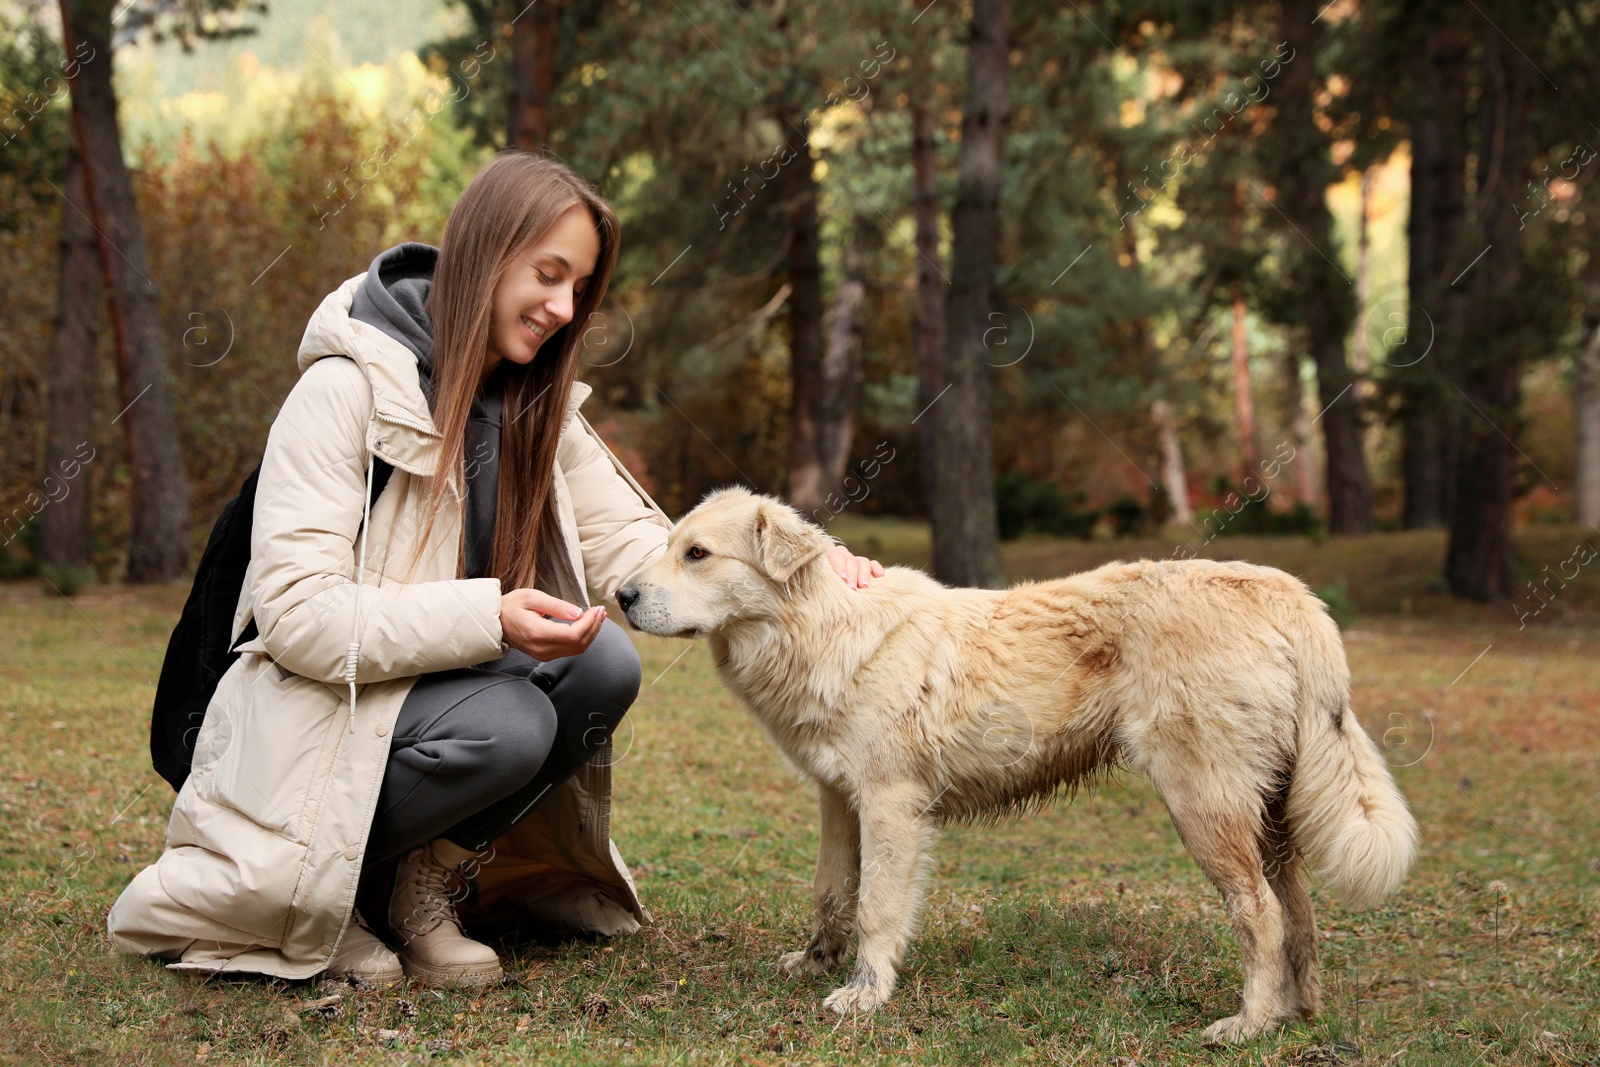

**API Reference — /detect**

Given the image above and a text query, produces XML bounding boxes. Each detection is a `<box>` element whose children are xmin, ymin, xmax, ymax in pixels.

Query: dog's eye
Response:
<box><xmin>685</xmin><ymin>545</ymin><xmax>709</xmax><ymax>561</ymax></box>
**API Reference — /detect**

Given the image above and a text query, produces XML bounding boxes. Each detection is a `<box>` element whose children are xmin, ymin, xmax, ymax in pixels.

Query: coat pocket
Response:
<box><xmin>200</xmin><ymin>657</ymin><xmax>345</xmax><ymax>843</ymax></box>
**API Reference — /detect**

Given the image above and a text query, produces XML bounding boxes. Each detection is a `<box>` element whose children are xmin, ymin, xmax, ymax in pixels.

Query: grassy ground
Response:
<box><xmin>1</xmin><ymin>523</ymin><xmax>1597</xmax><ymax>1066</ymax></box>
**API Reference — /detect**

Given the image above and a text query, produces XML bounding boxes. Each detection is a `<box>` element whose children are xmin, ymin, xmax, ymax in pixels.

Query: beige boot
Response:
<box><xmin>388</xmin><ymin>839</ymin><xmax>503</xmax><ymax>986</ymax></box>
<box><xmin>325</xmin><ymin>908</ymin><xmax>403</xmax><ymax>986</ymax></box>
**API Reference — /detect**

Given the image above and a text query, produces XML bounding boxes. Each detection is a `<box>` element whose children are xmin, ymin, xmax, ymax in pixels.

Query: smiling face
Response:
<box><xmin>484</xmin><ymin>202</ymin><xmax>601</xmax><ymax>378</ymax></box>
<box><xmin>616</xmin><ymin>488</ymin><xmax>833</xmax><ymax>638</ymax></box>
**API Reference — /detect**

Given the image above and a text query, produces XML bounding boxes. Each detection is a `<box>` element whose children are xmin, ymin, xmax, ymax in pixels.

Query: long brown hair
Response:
<box><xmin>421</xmin><ymin>151</ymin><xmax>621</xmax><ymax>591</ymax></box>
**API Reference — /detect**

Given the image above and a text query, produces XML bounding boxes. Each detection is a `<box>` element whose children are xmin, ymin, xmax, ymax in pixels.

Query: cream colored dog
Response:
<box><xmin>616</xmin><ymin>488</ymin><xmax>1417</xmax><ymax>1043</ymax></box>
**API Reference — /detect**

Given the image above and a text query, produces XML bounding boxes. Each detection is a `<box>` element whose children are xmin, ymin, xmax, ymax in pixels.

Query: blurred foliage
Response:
<box><xmin>994</xmin><ymin>471</ymin><xmax>1099</xmax><ymax>541</ymax></box>
<box><xmin>1314</xmin><ymin>580</ymin><xmax>1354</xmax><ymax>629</ymax></box>
<box><xmin>1</xmin><ymin>14</ymin><xmax>478</xmax><ymax>573</ymax></box>
<box><xmin>3</xmin><ymin>0</ymin><xmax>1599</xmax><ymax>564</ymax></box>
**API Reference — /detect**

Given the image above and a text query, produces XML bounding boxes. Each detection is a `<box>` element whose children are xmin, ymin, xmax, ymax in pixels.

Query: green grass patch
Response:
<box><xmin>2</xmin><ymin>522</ymin><xmax>1597</xmax><ymax>1064</ymax></box>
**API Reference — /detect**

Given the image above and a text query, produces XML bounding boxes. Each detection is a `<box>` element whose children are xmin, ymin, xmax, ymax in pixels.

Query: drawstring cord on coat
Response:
<box><xmin>345</xmin><ymin>453</ymin><xmax>375</xmax><ymax>733</ymax></box>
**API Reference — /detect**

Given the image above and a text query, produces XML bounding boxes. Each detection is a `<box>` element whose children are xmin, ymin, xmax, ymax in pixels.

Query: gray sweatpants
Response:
<box><xmin>364</xmin><ymin>618</ymin><xmax>641</xmax><ymax>863</ymax></box>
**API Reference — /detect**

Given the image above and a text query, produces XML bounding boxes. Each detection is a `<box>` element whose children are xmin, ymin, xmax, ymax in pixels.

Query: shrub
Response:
<box><xmin>1106</xmin><ymin>495</ymin><xmax>1145</xmax><ymax>537</ymax></box>
<box><xmin>994</xmin><ymin>472</ymin><xmax>1099</xmax><ymax>541</ymax></box>
<box><xmin>0</xmin><ymin>523</ymin><xmax>38</xmax><ymax>580</ymax></box>
<box><xmin>39</xmin><ymin>563</ymin><xmax>96</xmax><ymax>597</ymax></box>
<box><xmin>1196</xmin><ymin>500</ymin><xmax>1325</xmax><ymax>539</ymax></box>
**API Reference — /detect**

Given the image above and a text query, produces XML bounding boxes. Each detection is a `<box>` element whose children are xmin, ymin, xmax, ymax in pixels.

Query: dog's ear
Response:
<box><xmin>754</xmin><ymin>500</ymin><xmax>831</xmax><ymax>582</ymax></box>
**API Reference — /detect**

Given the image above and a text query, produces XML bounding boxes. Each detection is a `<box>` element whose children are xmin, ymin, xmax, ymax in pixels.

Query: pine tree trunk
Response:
<box><xmin>930</xmin><ymin>0</ymin><xmax>1007</xmax><ymax>588</ymax></box>
<box><xmin>1577</xmin><ymin>294</ymin><xmax>1600</xmax><ymax>528</ymax></box>
<box><xmin>910</xmin><ymin>74</ymin><xmax>944</xmax><ymax>521</ymax></box>
<box><xmin>1352</xmin><ymin>167</ymin><xmax>1375</xmax><ymax>400</ymax></box>
<box><xmin>1445</xmin><ymin>33</ymin><xmax>1530</xmax><ymax>601</ymax></box>
<box><xmin>1401</xmin><ymin>25</ymin><xmax>1469</xmax><ymax>530</ymax></box>
<box><xmin>60</xmin><ymin>0</ymin><xmax>190</xmax><ymax>581</ymax></box>
<box><xmin>508</xmin><ymin>0</ymin><xmax>558</xmax><ymax>150</ymax></box>
<box><xmin>782</xmin><ymin>115</ymin><xmax>826</xmax><ymax>515</ymax></box>
<box><xmin>1230</xmin><ymin>282</ymin><xmax>1260</xmax><ymax>480</ymax></box>
<box><xmin>1286</xmin><ymin>354</ymin><xmax>1319</xmax><ymax>507</ymax></box>
<box><xmin>1150</xmin><ymin>399</ymin><xmax>1191</xmax><ymax>524</ymax></box>
<box><xmin>819</xmin><ymin>213</ymin><xmax>874</xmax><ymax>493</ymax></box>
<box><xmin>38</xmin><ymin>148</ymin><xmax>101</xmax><ymax>573</ymax></box>
<box><xmin>1277</xmin><ymin>0</ymin><xmax>1370</xmax><ymax>534</ymax></box>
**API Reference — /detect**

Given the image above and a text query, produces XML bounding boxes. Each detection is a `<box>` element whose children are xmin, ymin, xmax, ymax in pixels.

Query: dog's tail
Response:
<box><xmin>1282</xmin><ymin>601</ymin><xmax>1417</xmax><ymax>908</ymax></box>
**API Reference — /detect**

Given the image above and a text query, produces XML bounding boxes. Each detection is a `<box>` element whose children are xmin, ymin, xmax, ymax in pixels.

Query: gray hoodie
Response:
<box><xmin>349</xmin><ymin>242</ymin><xmax>504</xmax><ymax>580</ymax></box>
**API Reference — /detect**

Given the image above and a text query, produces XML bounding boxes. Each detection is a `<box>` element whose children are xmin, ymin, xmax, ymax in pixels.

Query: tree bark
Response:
<box><xmin>38</xmin><ymin>147</ymin><xmax>102</xmax><ymax>572</ymax></box>
<box><xmin>910</xmin><ymin>44</ymin><xmax>945</xmax><ymax>521</ymax></box>
<box><xmin>1276</xmin><ymin>0</ymin><xmax>1370</xmax><ymax>534</ymax></box>
<box><xmin>1445</xmin><ymin>33</ymin><xmax>1530</xmax><ymax>601</ymax></box>
<box><xmin>930</xmin><ymin>0</ymin><xmax>1007</xmax><ymax>588</ymax></box>
<box><xmin>1351</xmin><ymin>167</ymin><xmax>1376</xmax><ymax>400</ymax></box>
<box><xmin>508</xmin><ymin>0</ymin><xmax>558</xmax><ymax>150</ymax></box>
<box><xmin>782</xmin><ymin>114</ymin><xmax>826</xmax><ymax>515</ymax></box>
<box><xmin>1400</xmin><ymin>25</ymin><xmax>1469</xmax><ymax>529</ymax></box>
<box><xmin>1230</xmin><ymin>282</ymin><xmax>1260</xmax><ymax>480</ymax></box>
<box><xmin>60</xmin><ymin>0</ymin><xmax>190</xmax><ymax>581</ymax></box>
<box><xmin>1286</xmin><ymin>353</ymin><xmax>1319</xmax><ymax>507</ymax></box>
<box><xmin>1577</xmin><ymin>289</ymin><xmax>1600</xmax><ymax>528</ymax></box>
<box><xmin>819</xmin><ymin>212</ymin><xmax>875</xmax><ymax>493</ymax></box>
<box><xmin>1150</xmin><ymin>399</ymin><xmax>1191</xmax><ymax>524</ymax></box>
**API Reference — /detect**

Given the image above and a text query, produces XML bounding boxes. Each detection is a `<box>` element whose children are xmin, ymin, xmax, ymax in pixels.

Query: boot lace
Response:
<box><xmin>397</xmin><ymin>850</ymin><xmax>466</xmax><ymax>938</ymax></box>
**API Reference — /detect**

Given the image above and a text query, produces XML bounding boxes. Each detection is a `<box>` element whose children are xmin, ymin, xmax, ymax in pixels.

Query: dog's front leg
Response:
<box><xmin>822</xmin><ymin>783</ymin><xmax>935</xmax><ymax>1015</ymax></box>
<box><xmin>778</xmin><ymin>782</ymin><xmax>861</xmax><ymax>977</ymax></box>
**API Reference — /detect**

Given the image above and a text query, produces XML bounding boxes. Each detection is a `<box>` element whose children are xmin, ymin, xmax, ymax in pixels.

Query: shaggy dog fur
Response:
<box><xmin>616</xmin><ymin>488</ymin><xmax>1417</xmax><ymax>1043</ymax></box>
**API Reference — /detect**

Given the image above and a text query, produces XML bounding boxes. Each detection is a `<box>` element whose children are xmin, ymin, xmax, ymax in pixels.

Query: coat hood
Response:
<box><xmin>349</xmin><ymin>241</ymin><xmax>439</xmax><ymax>392</ymax></box>
<box><xmin>348</xmin><ymin>242</ymin><xmax>508</xmax><ymax>579</ymax></box>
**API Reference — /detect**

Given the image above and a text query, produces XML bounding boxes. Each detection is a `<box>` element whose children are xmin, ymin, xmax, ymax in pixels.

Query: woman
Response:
<box><xmin>108</xmin><ymin>152</ymin><xmax>882</xmax><ymax>986</ymax></box>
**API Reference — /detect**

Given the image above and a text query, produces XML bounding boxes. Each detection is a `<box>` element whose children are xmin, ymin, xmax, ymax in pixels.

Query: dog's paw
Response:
<box><xmin>1200</xmin><ymin>1013</ymin><xmax>1275</xmax><ymax>1046</ymax></box>
<box><xmin>823</xmin><ymin>980</ymin><xmax>889</xmax><ymax>1014</ymax></box>
<box><xmin>778</xmin><ymin>939</ymin><xmax>850</xmax><ymax>977</ymax></box>
<box><xmin>777</xmin><ymin>950</ymin><xmax>825</xmax><ymax>978</ymax></box>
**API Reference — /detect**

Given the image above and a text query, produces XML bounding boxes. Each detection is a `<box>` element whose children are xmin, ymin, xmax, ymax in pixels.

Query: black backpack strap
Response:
<box><xmin>371</xmin><ymin>456</ymin><xmax>395</xmax><ymax>506</ymax></box>
<box><xmin>232</xmin><ymin>617</ymin><xmax>259</xmax><ymax>651</ymax></box>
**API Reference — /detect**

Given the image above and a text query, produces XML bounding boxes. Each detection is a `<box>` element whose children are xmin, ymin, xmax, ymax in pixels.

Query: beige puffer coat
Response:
<box><xmin>107</xmin><ymin>273</ymin><xmax>672</xmax><ymax>978</ymax></box>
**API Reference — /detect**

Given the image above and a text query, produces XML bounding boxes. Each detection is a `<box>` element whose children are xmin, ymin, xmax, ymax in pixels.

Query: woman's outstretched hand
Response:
<box><xmin>500</xmin><ymin>588</ymin><xmax>606</xmax><ymax>661</ymax></box>
<box><xmin>825</xmin><ymin>544</ymin><xmax>885</xmax><ymax>590</ymax></box>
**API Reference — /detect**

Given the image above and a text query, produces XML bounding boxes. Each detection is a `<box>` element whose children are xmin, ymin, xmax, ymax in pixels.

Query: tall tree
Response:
<box><xmin>781</xmin><ymin>111</ymin><xmax>827</xmax><ymax>514</ymax></box>
<box><xmin>1350</xmin><ymin>166</ymin><xmax>1376</xmax><ymax>399</ymax></box>
<box><xmin>1578</xmin><ymin>285</ymin><xmax>1600</xmax><ymax>528</ymax></box>
<box><xmin>1445</xmin><ymin>31</ymin><xmax>1532</xmax><ymax>600</ymax></box>
<box><xmin>1229</xmin><ymin>180</ymin><xmax>1259</xmax><ymax>480</ymax></box>
<box><xmin>930</xmin><ymin>0</ymin><xmax>1006</xmax><ymax>588</ymax></box>
<box><xmin>1285</xmin><ymin>354</ymin><xmax>1318</xmax><ymax>507</ymax></box>
<box><xmin>1270</xmin><ymin>0</ymin><xmax>1371</xmax><ymax>534</ymax></box>
<box><xmin>910</xmin><ymin>0</ymin><xmax>946</xmax><ymax>521</ymax></box>
<box><xmin>1230</xmin><ymin>281</ymin><xmax>1260</xmax><ymax>479</ymax></box>
<box><xmin>915</xmin><ymin>0</ymin><xmax>947</xmax><ymax>521</ymax></box>
<box><xmin>1399</xmin><ymin>21</ymin><xmax>1469</xmax><ymax>529</ymax></box>
<box><xmin>38</xmin><ymin>147</ymin><xmax>101</xmax><ymax>573</ymax></box>
<box><xmin>59</xmin><ymin>0</ymin><xmax>191</xmax><ymax>581</ymax></box>
<box><xmin>819</xmin><ymin>212</ymin><xmax>875</xmax><ymax>492</ymax></box>
<box><xmin>1150</xmin><ymin>398</ymin><xmax>1192</xmax><ymax>524</ymax></box>
<box><xmin>508</xmin><ymin>0</ymin><xmax>559</xmax><ymax>149</ymax></box>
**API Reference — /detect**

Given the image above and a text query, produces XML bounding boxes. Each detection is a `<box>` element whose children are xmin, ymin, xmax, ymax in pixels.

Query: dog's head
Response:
<box><xmin>616</xmin><ymin>486</ymin><xmax>833</xmax><ymax>638</ymax></box>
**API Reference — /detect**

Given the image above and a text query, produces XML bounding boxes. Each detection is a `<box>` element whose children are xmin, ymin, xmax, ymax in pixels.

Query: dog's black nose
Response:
<box><xmin>616</xmin><ymin>586</ymin><xmax>639</xmax><ymax>612</ymax></box>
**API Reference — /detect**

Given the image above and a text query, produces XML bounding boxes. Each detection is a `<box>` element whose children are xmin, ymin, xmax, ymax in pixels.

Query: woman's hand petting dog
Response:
<box><xmin>500</xmin><ymin>588</ymin><xmax>607</xmax><ymax>661</ymax></box>
<box><xmin>825</xmin><ymin>545</ymin><xmax>885</xmax><ymax>589</ymax></box>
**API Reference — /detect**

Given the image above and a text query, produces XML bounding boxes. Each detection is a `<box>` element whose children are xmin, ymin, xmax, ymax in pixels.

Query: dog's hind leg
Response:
<box><xmin>778</xmin><ymin>782</ymin><xmax>860</xmax><ymax>977</ymax></box>
<box><xmin>1261</xmin><ymin>810</ymin><xmax>1320</xmax><ymax>1020</ymax></box>
<box><xmin>1162</xmin><ymin>802</ymin><xmax>1295</xmax><ymax>1044</ymax></box>
<box><xmin>821</xmin><ymin>782</ymin><xmax>936</xmax><ymax>1015</ymax></box>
